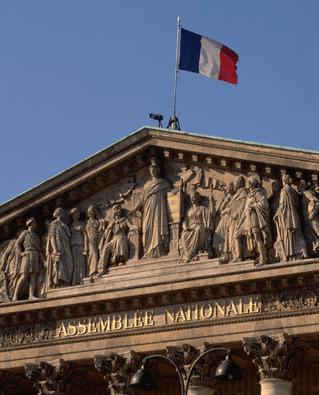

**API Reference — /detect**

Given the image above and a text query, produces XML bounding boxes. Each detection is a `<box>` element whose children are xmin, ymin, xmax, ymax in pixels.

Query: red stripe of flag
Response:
<box><xmin>219</xmin><ymin>45</ymin><xmax>239</xmax><ymax>84</ymax></box>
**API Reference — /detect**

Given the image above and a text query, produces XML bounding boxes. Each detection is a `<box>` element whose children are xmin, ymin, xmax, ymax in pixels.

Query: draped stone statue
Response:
<box><xmin>46</xmin><ymin>208</ymin><xmax>73</xmax><ymax>289</ymax></box>
<box><xmin>98</xmin><ymin>203</ymin><xmax>137</xmax><ymax>276</ymax></box>
<box><xmin>213</xmin><ymin>181</ymin><xmax>235</xmax><ymax>263</ymax></box>
<box><xmin>274</xmin><ymin>175</ymin><xmax>308</xmax><ymax>261</ymax></box>
<box><xmin>70</xmin><ymin>207</ymin><xmax>86</xmax><ymax>285</ymax></box>
<box><xmin>85</xmin><ymin>205</ymin><xmax>104</xmax><ymax>281</ymax></box>
<box><xmin>228</xmin><ymin>176</ymin><xmax>249</xmax><ymax>262</ymax></box>
<box><xmin>297</xmin><ymin>180</ymin><xmax>319</xmax><ymax>255</ymax></box>
<box><xmin>0</xmin><ymin>233</ymin><xmax>22</xmax><ymax>302</ymax></box>
<box><xmin>12</xmin><ymin>218</ymin><xmax>43</xmax><ymax>301</ymax></box>
<box><xmin>179</xmin><ymin>190</ymin><xmax>215</xmax><ymax>262</ymax></box>
<box><xmin>233</xmin><ymin>173</ymin><xmax>271</xmax><ymax>265</ymax></box>
<box><xmin>268</xmin><ymin>180</ymin><xmax>281</xmax><ymax>242</ymax></box>
<box><xmin>129</xmin><ymin>158</ymin><xmax>171</xmax><ymax>259</ymax></box>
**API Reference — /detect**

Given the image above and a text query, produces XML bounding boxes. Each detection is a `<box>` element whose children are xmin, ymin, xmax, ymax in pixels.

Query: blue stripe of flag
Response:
<box><xmin>179</xmin><ymin>28</ymin><xmax>201</xmax><ymax>73</ymax></box>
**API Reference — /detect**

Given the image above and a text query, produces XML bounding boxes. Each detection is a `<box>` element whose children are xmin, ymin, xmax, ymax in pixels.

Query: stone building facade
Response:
<box><xmin>0</xmin><ymin>126</ymin><xmax>318</xmax><ymax>394</ymax></box>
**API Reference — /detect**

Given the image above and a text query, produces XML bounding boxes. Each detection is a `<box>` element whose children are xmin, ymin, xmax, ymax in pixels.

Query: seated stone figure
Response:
<box><xmin>179</xmin><ymin>190</ymin><xmax>215</xmax><ymax>262</ymax></box>
<box><xmin>98</xmin><ymin>203</ymin><xmax>137</xmax><ymax>276</ymax></box>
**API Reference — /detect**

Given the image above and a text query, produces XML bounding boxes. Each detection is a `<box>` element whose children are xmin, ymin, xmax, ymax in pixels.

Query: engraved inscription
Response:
<box><xmin>55</xmin><ymin>295</ymin><xmax>260</xmax><ymax>339</ymax></box>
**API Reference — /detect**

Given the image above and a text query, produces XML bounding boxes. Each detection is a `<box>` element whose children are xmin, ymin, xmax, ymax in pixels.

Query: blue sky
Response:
<box><xmin>1</xmin><ymin>1</ymin><xmax>319</xmax><ymax>204</ymax></box>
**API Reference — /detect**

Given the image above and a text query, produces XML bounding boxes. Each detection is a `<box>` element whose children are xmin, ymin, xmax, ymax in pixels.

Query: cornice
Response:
<box><xmin>2</xmin><ymin>127</ymin><xmax>319</xmax><ymax>225</ymax></box>
<box><xmin>1</xmin><ymin>257</ymin><xmax>319</xmax><ymax>328</ymax></box>
<box><xmin>147</xmin><ymin>128</ymin><xmax>319</xmax><ymax>166</ymax></box>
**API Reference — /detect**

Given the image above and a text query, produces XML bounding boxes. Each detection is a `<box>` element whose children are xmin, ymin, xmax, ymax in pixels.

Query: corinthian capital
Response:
<box><xmin>94</xmin><ymin>350</ymin><xmax>144</xmax><ymax>395</ymax></box>
<box><xmin>25</xmin><ymin>359</ymin><xmax>84</xmax><ymax>395</ymax></box>
<box><xmin>166</xmin><ymin>343</ymin><xmax>226</xmax><ymax>389</ymax></box>
<box><xmin>243</xmin><ymin>333</ymin><xmax>309</xmax><ymax>381</ymax></box>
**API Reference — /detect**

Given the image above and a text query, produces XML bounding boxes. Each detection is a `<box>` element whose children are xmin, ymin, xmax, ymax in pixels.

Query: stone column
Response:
<box><xmin>243</xmin><ymin>333</ymin><xmax>309</xmax><ymax>395</ymax></box>
<box><xmin>260</xmin><ymin>379</ymin><xmax>292</xmax><ymax>395</ymax></box>
<box><xmin>0</xmin><ymin>370</ymin><xmax>34</xmax><ymax>394</ymax></box>
<box><xmin>188</xmin><ymin>387</ymin><xmax>215</xmax><ymax>395</ymax></box>
<box><xmin>94</xmin><ymin>350</ymin><xmax>144</xmax><ymax>395</ymax></box>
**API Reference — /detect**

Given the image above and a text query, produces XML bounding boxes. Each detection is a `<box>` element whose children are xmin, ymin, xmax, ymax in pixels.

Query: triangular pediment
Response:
<box><xmin>1</xmin><ymin>126</ymin><xmax>319</xmax><ymax>239</ymax></box>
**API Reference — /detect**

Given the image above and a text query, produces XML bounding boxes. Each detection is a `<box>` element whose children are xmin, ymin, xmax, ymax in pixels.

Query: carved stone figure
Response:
<box><xmin>85</xmin><ymin>205</ymin><xmax>103</xmax><ymax>280</ymax></box>
<box><xmin>233</xmin><ymin>174</ymin><xmax>271</xmax><ymax>265</ymax></box>
<box><xmin>130</xmin><ymin>158</ymin><xmax>171</xmax><ymax>258</ymax></box>
<box><xmin>179</xmin><ymin>190</ymin><xmax>215</xmax><ymax>262</ymax></box>
<box><xmin>41</xmin><ymin>219</ymin><xmax>51</xmax><ymax>252</ymax></box>
<box><xmin>70</xmin><ymin>207</ymin><xmax>86</xmax><ymax>285</ymax></box>
<box><xmin>98</xmin><ymin>203</ymin><xmax>137</xmax><ymax>276</ymax></box>
<box><xmin>46</xmin><ymin>208</ymin><xmax>73</xmax><ymax>289</ymax></box>
<box><xmin>0</xmin><ymin>236</ymin><xmax>19</xmax><ymax>301</ymax></box>
<box><xmin>274</xmin><ymin>175</ymin><xmax>308</xmax><ymax>261</ymax></box>
<box><xmin>268</xmin><ymin>180</ymin><xmax>281</xmax><ymax>241</ymax></box>
<box><xmin>298</xmin><ymin>180</ymin><xmax>319</xmax><ymax>255</ymax></box>
<box><xmin>12</xmin><ymin>218</ymin><xmax>43</xmax><ymax>301</ymax></box>
<box><xmin>38</xmin><ymin>219</ymin><xmax>51</xmax><ymax>296</ymax></box>
<box><xmin>227</xmin><ymin>176</ymin><xmax>249</xmax><ymax>261</ymax></box>
<box><xmin>213</xmin><ymin>181</ymin><xmax>235</xmax><ymax>263</ymax></box>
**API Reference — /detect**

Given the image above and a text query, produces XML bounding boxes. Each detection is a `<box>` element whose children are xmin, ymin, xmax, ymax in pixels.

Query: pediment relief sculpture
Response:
<box><xmin>129</xmin><ymin>157</ymin><xmax>171</xmax><ymax>259</ymax></box>
<box><xmin>179</xmin><ymin>189</ymin><xmax>215</xmax><ymax>262</ymax></box>
<box><xmin>1</xmin><ymin>154</ymin><xmax>319</xmax><ymax>303</ymax></box>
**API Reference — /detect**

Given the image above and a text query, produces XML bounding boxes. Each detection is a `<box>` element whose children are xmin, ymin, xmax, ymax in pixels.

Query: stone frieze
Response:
<box><xmin>1</xmin><ymin>150</ymin><xmax>319</xmax><ymax>304</ymax></box>
<box><xmin>0</xmin><ymin>287</ymin><xmax>319</xmax><ymax>349</ymax></box>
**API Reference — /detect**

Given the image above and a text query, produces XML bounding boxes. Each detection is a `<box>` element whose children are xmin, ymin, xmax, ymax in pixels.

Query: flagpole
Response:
<box><xmin>170</xmin><ymin>15</ymin><xmax>181</xmax><ymax>130</ymax></box>
<box><xmin>173</xmin><ymin>15</ymin><xmax>181</xmax><ymax>118</ymax></box>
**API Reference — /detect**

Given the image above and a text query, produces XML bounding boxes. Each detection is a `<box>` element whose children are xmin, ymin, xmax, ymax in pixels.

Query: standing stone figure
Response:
<box><xmin>297</xmin><ymin>180</ymin><xmax>319</xmax><ymax>255</ymax></box>
<box><xmin>70</xmin><ymin>207</ymin><xmax>86</xmax><ymax>285</ymax></box>
<box><xmin>305</xmin><ymin>183</ymin><xmax>319</xmax><ymax>237</ymax></box>
<box><xmin>85</xmin><ymin>205</ymin><xmax>103</xmax><ymax>280</ymax></box>
<box><xmin>98</xmin><ymin>203</ymin><xmax>137</xmax><ymax>275</ymax></box>
<box><xmin>130</xmin><ymin>158</ymin><xmax>171</xmax><ymax>259</ymax></box>
<box><xmin>12</xmin><ymin>218</ymin><xmax>43</xmax><ymax>301</ymax></box>
<box><xmin>233</xmin><ymin>174</ymin><xmax>271</xmax><ymax>265</ymax></box>
<box><xmin>228</xmin><ymin>176</ymin><xmax>249</xmax><ymax>261</ymax></box>
<box><xmin>38</xmin><ymin>219</ymin><xmax>51</xmax><ymax>296</ymax></box>
<box><xmin>274</xmin><ymin>175</ymin><xmax>308</xmax><ymax>261</ymax></box>
<box><xmin>46</xmin><ymin>208</ymin><xmax>73</xmax><ymax>289</ymax></box>
<box><xmin>179</xmin><ymin>190</ymin><xmax>215</xmax><ymax>262</ymax></box>
<box><xmin>213</xmin><ymin>181</ymin><xmax>235</xmax><ymax>263</ymax></box>
<box><xmin>268</xmin><ymin>180</ymin><xmax>281</xmax><ymax>242</ymax></box>
<box><xmin>0</xmin><ymin>236</ymin><xmax>19</xmax><ymax>301</ymax></box>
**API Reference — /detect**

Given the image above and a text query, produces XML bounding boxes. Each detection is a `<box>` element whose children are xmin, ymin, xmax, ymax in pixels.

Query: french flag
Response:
<box><xmin>179</xmin><ymin>28</ymin><xmax>239</xmax><ymax>85</ymax></box>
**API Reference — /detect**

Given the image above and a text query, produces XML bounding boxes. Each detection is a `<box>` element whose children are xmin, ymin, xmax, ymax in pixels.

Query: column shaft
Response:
<box><xmin>260</xmin><ymin>379</ymin><xmax>292</xmax><ymax>395</ymax></box>
<box><xmin>188</xmin><ymin>387</ymin><xmax>215</xmax><ymax>395</ymax></box>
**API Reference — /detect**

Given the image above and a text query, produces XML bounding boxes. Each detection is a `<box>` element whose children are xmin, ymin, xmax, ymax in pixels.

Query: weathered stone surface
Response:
<box><xmin>0</xmin><ymin>128</ymin><xmax>319</xmax><ymax>393</ymax></box>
